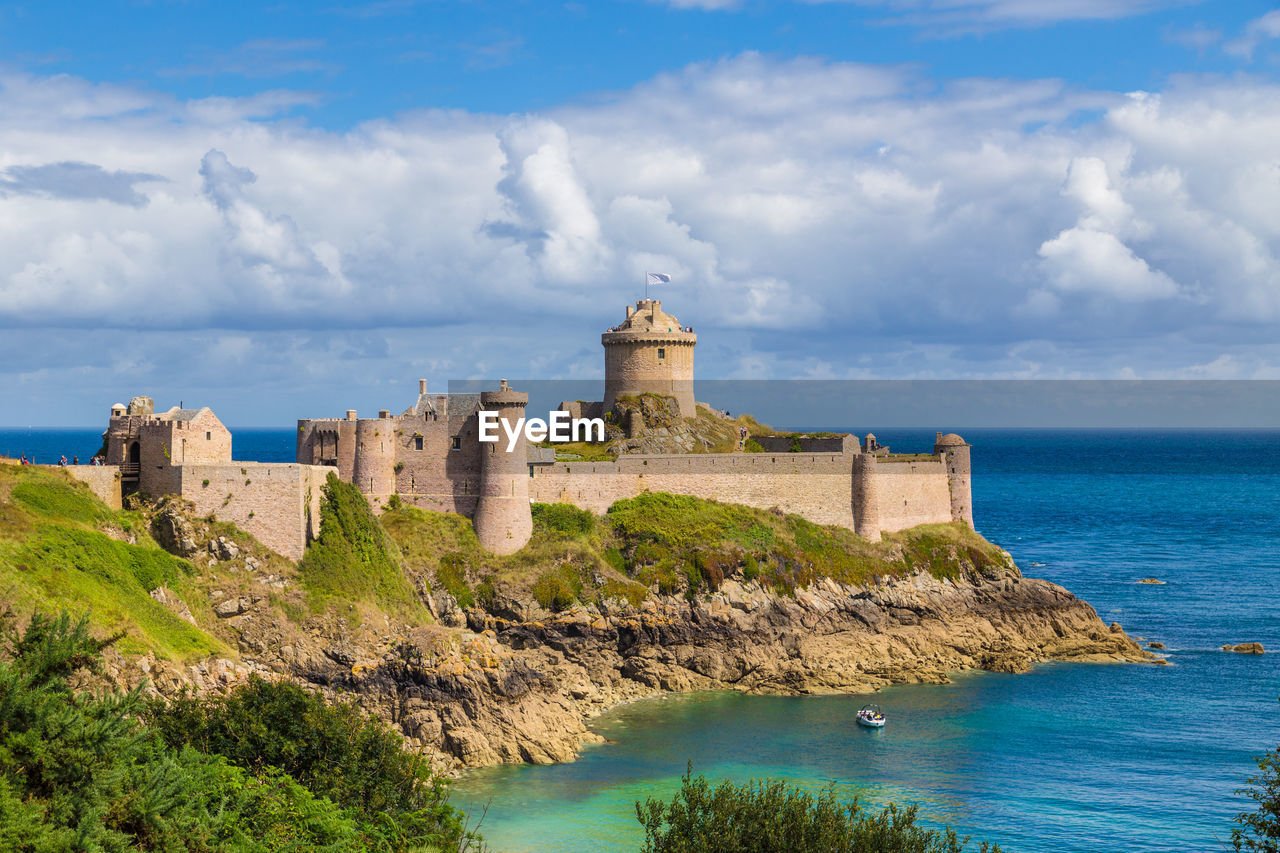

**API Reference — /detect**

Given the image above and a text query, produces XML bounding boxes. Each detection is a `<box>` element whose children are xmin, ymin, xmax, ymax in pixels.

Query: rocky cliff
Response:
<box><xmin>316</xmin><ymin>553</ymin><xmax>1152</xmax><ymax>770</ymax></box>
<box><xmin>0</xmin><ymin>464</ymin><xmax>1157</xmax><ymax>776</ymax></box>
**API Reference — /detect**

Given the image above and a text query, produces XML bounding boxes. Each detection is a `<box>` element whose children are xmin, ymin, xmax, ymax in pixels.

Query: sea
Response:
<box><xmin>4</xmin><ymin>427</ymin><xmax>1278</xmax><ymax>852</ymax></box>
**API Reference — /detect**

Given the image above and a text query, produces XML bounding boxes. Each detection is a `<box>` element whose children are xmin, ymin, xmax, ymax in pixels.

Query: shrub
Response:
<box><xmin>1234</xmin><ymin>743</ymin><xmax>1280</xmax><ymax>852</ymax></box>
<box><xmin>298</xmin><ymin>473</ymin><xmax>422</xmax><ymax>618</ymax></box>
<box><xmin>145</xmin><ymin>677</ymin><xmax>467</xmax><ymax>846</ymax></box>
<box><xmin>637</xmin><ymin>766</ymin><xmax>1001</xmax><ymax>853</ymax></box>
<box><xmin>532</xmin><ymin>503</ymin><xmax>596</xmax><ymax>538</ymax></box>
<box><xmin>603</xmin><ymin>547</ymin><xmax>627</xmax><ymax>573</ymax></box>
<box><xmin>0</xmin><ymin>611</ymin><xmax>465</xmax><ymax>852</ymax></box>
<box><xmin>436</xmin><ymin>551</ymin><xmax>475</xmax><ymax>609</ymax></box>
<box><xmin>600</xmin><ymin>577</ymin><xmax>647</xmax><ymax>607</ymax></box>
<box><xmin>532</xmin><ymin>564</ymin><xmax>583</xmax><ymax>611</ymax></box>
<box><xmin>476</xmin><ymin>576</ymin><xmax>498</xmax><ymax>610</ymax></box>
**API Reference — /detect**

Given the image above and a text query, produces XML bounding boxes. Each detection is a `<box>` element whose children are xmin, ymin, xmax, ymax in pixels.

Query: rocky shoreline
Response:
<box><xmin>293</xmin><ymin>555</ymin><xmax>1157</xmax><ymax>772</ymax></box>
<box><xmin>86</xmin><ymin>499</ymin><xmax>1160</xmax><ymax>775</ymax></box>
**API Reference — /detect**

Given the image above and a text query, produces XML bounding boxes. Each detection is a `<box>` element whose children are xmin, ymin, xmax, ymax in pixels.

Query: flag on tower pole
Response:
<box><xmin>645</xmin><ymin>272</ymin><xmax>671</xmax><ymax>299</ymax></box>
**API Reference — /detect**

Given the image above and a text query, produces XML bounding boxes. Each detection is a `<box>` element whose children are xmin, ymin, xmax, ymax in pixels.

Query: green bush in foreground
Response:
<box><xmin>637</xmin><ymin>767</ymin><xmax>1002</xmax><ymax>853</ymax></box>
<box><xmin>144</xmin><ymin>677</ymin><xmax>465</xmax><ymax>845</ymax></box>
<box><xmin>1234</xmin><ymin>744</ymin><xmax>1280</xmax><ymax>852</ymax></box>
<box><xmin>0</xmin><ymin>610</ymin><xmax>479</xmax><ymax>853</ymax></box>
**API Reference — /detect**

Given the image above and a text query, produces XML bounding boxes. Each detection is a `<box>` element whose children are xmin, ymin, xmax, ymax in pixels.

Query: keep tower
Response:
<box><xmin>603</xmin><ymin>299</ymin><xmax>697</xmax><ymax>418</ymax></box>
<box><xmin>472</xmin><ymin>380</ymin><xmax>534</xmax><ymax>555</ymax></box>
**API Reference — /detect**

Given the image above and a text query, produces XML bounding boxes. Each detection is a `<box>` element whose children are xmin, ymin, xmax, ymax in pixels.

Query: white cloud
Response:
<box><xmin>1225</xmin><ymin>10</ymin><xmax>1280</xmax><ymax>60</ymax></box>
<box><xmin>2</xmin><ymin>57</ymin><xmax>1280</xmax><ymax>422</ymax></box>
<box><xmin>1038</xmin><ymin>227</ymin><xmax>1178</xmax><ymax>301</ymax></box>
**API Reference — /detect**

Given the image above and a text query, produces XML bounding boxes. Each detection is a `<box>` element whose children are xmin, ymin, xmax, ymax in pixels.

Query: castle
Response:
<box><xmin>297</xmin><ymin>299</ymin><xmax>972</xmax><ymax>553</ymax></box>
<box><xmin>68</xmin><ymin>299</ymin><xmax>972</xmax><ymax>560</ymax></box>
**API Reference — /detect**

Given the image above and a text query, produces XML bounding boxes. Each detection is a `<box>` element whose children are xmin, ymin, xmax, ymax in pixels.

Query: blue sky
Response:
<box><xmin>4</xmin><ymin>1</ymin><xmax>1274</xmax><ymax>124</ymax></box>
<box><xmin>2</xmin><ymin>0</ymin><xmax>1280</xmax><ymax>425</ymax></box>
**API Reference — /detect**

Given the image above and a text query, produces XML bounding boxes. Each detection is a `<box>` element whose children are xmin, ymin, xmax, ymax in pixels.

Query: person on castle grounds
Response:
<box><xmin>72</xmin><ymin>455</ymin><xmax>78</xmax><ymax>465</ymax></box>
<box><xmin>59</xmin><ymin>455</ymin><xmax>67</xmax><ymax>466</ymax></box>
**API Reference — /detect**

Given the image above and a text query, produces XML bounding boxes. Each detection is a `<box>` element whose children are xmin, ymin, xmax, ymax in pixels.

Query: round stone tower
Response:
<box><xmin>603</xmin><ymin>299</ymin><xmax>697</xmax><ymax>418</ymax></box>
<box><xmin>933</xmin><ymin>432</ymin><xmax>973</xmax><ymax>528</ymax></box>
<box><xmin>472</xmin><ymin>380</ymin><xmax>533</xmax><ymax>555</ymax></box>
<box><xmin>353</xmin><ymin>415</ymin><xmax>397</xmax><ymax>504</ymax></box>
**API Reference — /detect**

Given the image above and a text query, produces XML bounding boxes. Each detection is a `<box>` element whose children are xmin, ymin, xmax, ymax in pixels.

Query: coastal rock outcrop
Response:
<box><xmin>108</xmin><ymin>497</ymin><xmax>1160</xmax><ymax>774</ymax></box>
<box><xmin>327</xmin><ymin>563</ymin><xmax>1155</xmax><ymax>770</ymax></box>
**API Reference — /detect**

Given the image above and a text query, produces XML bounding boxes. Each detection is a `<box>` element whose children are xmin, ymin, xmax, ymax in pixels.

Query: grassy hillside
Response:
<box><xmin>0</xmin><ymin>461</ymin><xmax>1007</xmax><ymax>660</ymax></box>
<box><xmin>382</xmin><ymin>491</ymin><xmax>1009</xmax><ymax>615</ymax></box>
<box><xmin>298</xmin><ymin>474</ymin><xmax>428</xmax><ymax>624</ymax></box>
<box><xmin>0</xmin><ymin>463</ymin><xmax>226</xmax><ymax>660</ymax></box>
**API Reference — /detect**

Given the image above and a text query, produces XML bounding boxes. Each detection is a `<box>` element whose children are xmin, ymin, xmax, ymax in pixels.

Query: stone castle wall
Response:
<box><xmin>62</xmin><ymin>466</ymin><xmax>123</xmax><ymax>510</ymax></box>
<box><xmin>853</xmin><ymin>457</ymin><xmax>954</xmax><ymax>540</ymax></box>
<box><xmin>532</xmin><ymin>450</ymin><xmax>960</xmax><ymax>538</ymax></box>
<box><xmin>531</xmin><ymin>452</ymin><xmax>858</xmax><ymax>528</ymax></box>
<box><xmin>176</xmin><ymin>462</ymin><xmax>332</xmax><ymax>561</ymax></box>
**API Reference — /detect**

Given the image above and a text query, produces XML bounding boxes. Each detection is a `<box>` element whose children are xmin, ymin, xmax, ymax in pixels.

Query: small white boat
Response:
<box><xmin>856</xmin><ymin>703</ymin><xmax>885</xmax><ymax>728</ymax></box>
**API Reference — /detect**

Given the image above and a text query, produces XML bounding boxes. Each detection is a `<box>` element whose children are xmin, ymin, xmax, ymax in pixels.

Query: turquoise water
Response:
<box><xmin>452</xmin><ymin>430</ymin><xmax>1280</xmax><ymax>852</ymax></box>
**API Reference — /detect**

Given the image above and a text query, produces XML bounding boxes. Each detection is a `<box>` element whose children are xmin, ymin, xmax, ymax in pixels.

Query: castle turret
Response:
<box><xmin>852</xmin><ymin>454</ymin><xmax>882</xmax><ymax>541</ymax></box>
<box><xmin>934</xmin><ymin>432</ymin><xmax>973</xmax><ymax>528</ymax></box>
<box><xmin>353</xmin><ymin>414</ymin><xmax>396</xmax><ymax>504</ymax></box>
<box><xmin>603</xmin><ymin>299</ymin><xmax>696</xmax><ymax>418</ymax></box>
<box><xmin>472</xmin><ymin>380</ymin><xmax>533</xmax><ymax>555</ymax></box>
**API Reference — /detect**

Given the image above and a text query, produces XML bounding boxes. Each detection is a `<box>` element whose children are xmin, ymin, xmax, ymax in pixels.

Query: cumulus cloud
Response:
<box><xmin>3</xmin><ymin>57</ymin><xmax>1280</xmax><ymax>422</ymax></box>
<box><xmin>1036</xmin><ymin>154</ymin><xmax>1178</xmax><ymax>302</ymax></box>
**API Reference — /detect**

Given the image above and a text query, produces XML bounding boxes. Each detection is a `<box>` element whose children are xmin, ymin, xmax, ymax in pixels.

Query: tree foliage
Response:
<box><xmin>144</xmin><ymin>677</ymin><xmax>465</xmax><ymax>847</ymax></box>
<box><xmin>299</xmin><ymin>473</ymin><xmax>423</xmax><ymax>617</ymax></box>
<box><xmin>1234</xmin><ymin>746</ymin><xmax>1280</xmax><ymax>852</ymax></box>
<box><xmin>0</xmin><ymin>609</ymin><xmax>476</xmax><ymax>852</ymax></box>
<box><xmin>637</xmin><ymin>767</ymin><xmax>1001</xmax><ymax>853</ymax></box>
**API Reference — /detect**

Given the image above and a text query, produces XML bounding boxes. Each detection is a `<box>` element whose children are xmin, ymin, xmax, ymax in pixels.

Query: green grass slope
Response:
<box><xmin>382</xmin><ymin>491</ymin><xmax>1010</xmax><ymax>615</ymax></box>
<box><xmin>0</xmin><ymin>464</ymin><xmax>226</xmax><ymax>660</ymax></box>
<box><xmin>297</xmin><ymin>474</ymin><xmax>428</xmax><ymax>623</ymax></box>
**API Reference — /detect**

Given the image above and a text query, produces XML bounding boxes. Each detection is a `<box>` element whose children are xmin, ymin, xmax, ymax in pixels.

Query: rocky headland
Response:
<box><xmin>0</xmin><ymin>463</ymin><xmax>1158</xmax><ymax>776</ymax></box>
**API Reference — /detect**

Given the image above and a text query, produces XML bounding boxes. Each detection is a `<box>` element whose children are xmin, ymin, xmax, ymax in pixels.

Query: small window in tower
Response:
<box><xmin>657</xmin><ymin>348</ymin><xmax>666</xmax><ymax>359</ymax></box>
<box><xmin>451</xmin><ymin>436</ymin><xmax>461</xmax><ymax>450</ymax></box>
<box><xmin>415</xmin><ymin>436</ymin><xmax>424</xmax><ymax>451</ymax></box>
<box><xmin>206</xmin><ymin>431</ymin><xmax>211</xmax><ymax>440</ymax></box>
